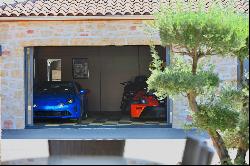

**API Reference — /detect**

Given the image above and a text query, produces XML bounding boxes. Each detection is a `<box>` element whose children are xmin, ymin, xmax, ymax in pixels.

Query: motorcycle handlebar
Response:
<box><xmin>120</xmin><ymin>81</ymin><xmax>132</xmax><ymax>85</ymax></box>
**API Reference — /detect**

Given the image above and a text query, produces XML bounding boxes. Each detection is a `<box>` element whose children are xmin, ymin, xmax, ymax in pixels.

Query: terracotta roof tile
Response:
<box><xmin>0</xmin><ymin>0</ymin><xmax>248</xmax><ymax>17</ymax></box>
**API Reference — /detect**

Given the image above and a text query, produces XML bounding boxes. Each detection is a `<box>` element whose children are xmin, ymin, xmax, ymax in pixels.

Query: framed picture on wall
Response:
<box><xmin>72</xmin><ymin>58</ymin><xmax>89</xmax><ymax>79</ymax></box>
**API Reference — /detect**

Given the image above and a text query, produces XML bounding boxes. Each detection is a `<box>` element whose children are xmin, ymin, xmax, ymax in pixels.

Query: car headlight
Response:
<box><xmin>67</xmin><ymin>98</ymin><xmax>74</xmax><ymax>104</ymax></box>
<box><xmin>58</xmin><ymin>103</ymin><xmax>64</xmax><ymax>108</ymax></box>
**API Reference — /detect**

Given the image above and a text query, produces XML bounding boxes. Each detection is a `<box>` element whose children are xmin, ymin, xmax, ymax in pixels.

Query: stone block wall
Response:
<box><xmin>0</xmin><ymin>19</ymin><xmax>238</xmax><ymax>129</ymax></box>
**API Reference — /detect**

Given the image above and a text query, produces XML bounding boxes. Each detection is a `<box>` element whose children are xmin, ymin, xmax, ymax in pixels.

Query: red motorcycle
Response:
<box><xmin>120</xmin><ymin>75</ymin><xmax>166</xmax><ymax>119</ymax></box>
<box><xmin>120</xmin><ymin>76</ymin><xmax>147</xmax><ymax>114</ymax></box>
<box><xmin>130</xmin><ymin>90</ymin><xmax>166</xmax><ymax>119</ymax></box>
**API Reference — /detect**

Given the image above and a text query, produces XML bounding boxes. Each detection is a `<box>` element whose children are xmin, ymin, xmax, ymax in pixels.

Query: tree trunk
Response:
<box><xmin>187</xmin><ymin>54</ymin><xmax>230</xmax><ymax>164</ymax></box>
<box><xmin>235</xmin><ymin>148</ymin><xmax>247</xmax><ymax>165</ymax></box>
<box><xmin>192</xmin><ymin>54</ymin><xmax>198</xmax><ymax>75</ymax></box>
<box><xmin>235</xmin><ymin>102</ymin><xmax>249</xmax><ymax>165</ymax></box>
<box><xmin>187</xmin><ymin>54</ymin><xmax>199</xmax><ymax>112</ymax></box>
<box><xmin>235</xmin><ymin>58</ymin><xmax>248</xmax><ymax>165</ymax></box>
<box><xmin>187</xmin><ymin>91</ymin><xmax>199</xmax><ymax>112</ymax></box>
<box><xmin>208</xmin><ymin>130</ymin><xmax>231</xmax><ymax>165</ymax></box>
<box><xmin>187</xmin><ymin>95</ymin><xmax>231</xmax><ymax>164</ymax></box>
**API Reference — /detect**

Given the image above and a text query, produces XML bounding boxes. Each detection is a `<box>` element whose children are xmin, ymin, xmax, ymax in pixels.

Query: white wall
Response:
<box><xmin>1</xmin><ymin>140</ymin><xmax>49</xmax><ymax>162</ymax></box>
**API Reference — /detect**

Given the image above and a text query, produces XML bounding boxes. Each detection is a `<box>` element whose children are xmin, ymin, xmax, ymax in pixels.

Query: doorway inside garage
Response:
<box><xmin>25</xmin><ymin>46</ymin><xmax>172</xmax><ymax>128</ymax></box>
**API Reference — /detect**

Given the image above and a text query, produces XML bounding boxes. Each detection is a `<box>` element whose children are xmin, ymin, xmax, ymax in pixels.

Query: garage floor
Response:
<box><xmin>34</xmin><ymin>112</ymin><xmax>168</xmax><ymax>128</ymax></box>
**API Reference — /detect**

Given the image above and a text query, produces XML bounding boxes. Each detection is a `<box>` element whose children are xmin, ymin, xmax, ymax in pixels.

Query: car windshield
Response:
<box><xmin>35</xmin><ymin>82</ymin><xmax>75</xmax><ymax>94</ymax></box>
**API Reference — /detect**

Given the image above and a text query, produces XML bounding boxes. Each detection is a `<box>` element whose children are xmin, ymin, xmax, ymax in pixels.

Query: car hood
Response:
<box><xmin>34</xmin><ymin>93</ymin><xmax>75</xmax><ymax>105</ymax></box>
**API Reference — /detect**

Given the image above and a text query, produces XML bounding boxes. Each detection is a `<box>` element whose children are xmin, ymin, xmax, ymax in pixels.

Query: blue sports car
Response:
<box><xmin>33</xmin><ymin>81</ymin><xmax>88</xmax><ymax>122</ymax></box>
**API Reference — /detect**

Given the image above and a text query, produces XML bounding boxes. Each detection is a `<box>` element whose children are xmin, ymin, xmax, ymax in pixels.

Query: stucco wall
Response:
<box><xmin>0</xmin><ymin>20</ymin><xmax>238</xmax><ymax>129</ymax></box>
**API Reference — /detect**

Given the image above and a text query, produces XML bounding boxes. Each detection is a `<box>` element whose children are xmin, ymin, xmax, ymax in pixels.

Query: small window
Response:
<box><xmin>47</xmin><ymin>59</ymin><xmax>62</xmax><ymax>81</ymax></box>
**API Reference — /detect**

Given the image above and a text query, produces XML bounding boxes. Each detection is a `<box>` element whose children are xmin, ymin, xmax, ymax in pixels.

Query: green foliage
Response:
<box><xmin>189</xmin><ymin>85</ymin><xmax>241</xmax><ymax>132</ymax></box>
<box><xmin>223</xmin><ymin>111</ymin><xmax>249</xmax><ymax>149</ymax></box>
<box><xmin>190</xmin><ymin>82</ymin><xmax>249</xmax><ymax>151</ymax></box>
<box><xmin>147</xmin><ymin>52</ymin><xmax>220</xmax><ymax>99</ymax></box>
<box><xmin>218</xmin><ymin>85</ymin><xmax>246</xmax><ymax>111</ymax></box>
<box><xmin>153</xmin><ymin>0</ymin><xmax>249</xmax><ymax>57</ymax></box>
<box><xmin>223</xmin><ymin>82</ymin><xmax>249</xmax><ymax>150</ymax></box>
<box><xmin>192</xmin><ymin>103</ymin><xmax>239</xmax><ymax>132</ymax></box>
<box><xmin>149</xmin><ymin>45</ymin><xmax>164</xmax><ymax>72</ymax></box>
<box><xmin>234</xmin><ymin>37</ymin><xmax>249</xmax><ymax>60</ymax></box>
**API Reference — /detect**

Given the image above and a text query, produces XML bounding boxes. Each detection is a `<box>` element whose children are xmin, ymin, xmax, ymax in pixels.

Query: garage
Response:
<box><xmin>1</xmin><ymin>0</ymin><xmax>245</xmax><ymax>134</ymax></box>
<box><xmin>25</xmin><ymin>46</ymin><xmax>170</xmax><ymax>128</ymax></box>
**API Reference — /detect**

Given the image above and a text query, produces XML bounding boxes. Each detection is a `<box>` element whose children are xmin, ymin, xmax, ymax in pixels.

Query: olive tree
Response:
<box><xmin>147</xmin><ymin>0</ymin><xmax>249</xmax><ymax>164</ymax></box>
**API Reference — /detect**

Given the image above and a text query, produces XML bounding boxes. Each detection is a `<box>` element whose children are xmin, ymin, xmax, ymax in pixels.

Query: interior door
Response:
<box><xmin>100</xmin><ymin>46</ymin><xmax>139</xmax><ymax>112</ymax></box>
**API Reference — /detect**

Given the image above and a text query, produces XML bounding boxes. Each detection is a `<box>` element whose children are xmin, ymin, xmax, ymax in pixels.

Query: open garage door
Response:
<box><xmin>29</xmin><ymin>46</ymin><xmax>170</xmax><ymax>128</ymax></box>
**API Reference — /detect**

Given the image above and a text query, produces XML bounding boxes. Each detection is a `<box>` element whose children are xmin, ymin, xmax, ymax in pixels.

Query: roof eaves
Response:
<box><xmin>0</xmin><ymin>15</ymin><xmax>155</xmax><ymax>21</ymax></box>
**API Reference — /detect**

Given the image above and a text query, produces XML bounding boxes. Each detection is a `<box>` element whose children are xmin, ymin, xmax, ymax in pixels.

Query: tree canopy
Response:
<box><xmin>153</xmin><ymin>0</ymin><xmax>249</xmax><ymax>58</ymax></box>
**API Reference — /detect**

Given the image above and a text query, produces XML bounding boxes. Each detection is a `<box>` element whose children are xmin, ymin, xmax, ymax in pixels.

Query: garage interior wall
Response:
<box><xmin>34</xmin><ymin>46</ymin><xmax>164</xmax><ymax>112</ymax></box>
